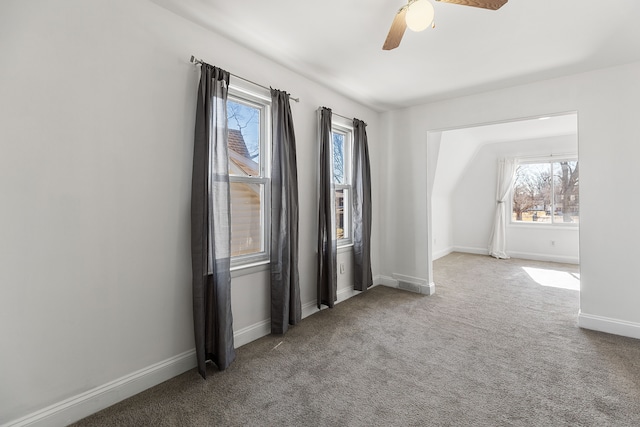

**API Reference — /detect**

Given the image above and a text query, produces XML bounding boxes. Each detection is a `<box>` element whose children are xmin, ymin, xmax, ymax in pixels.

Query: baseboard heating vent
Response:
<box><xmin>398</xmin><ymin>280</ymin><xmax>421</xmax><ymax>294</ymax></box>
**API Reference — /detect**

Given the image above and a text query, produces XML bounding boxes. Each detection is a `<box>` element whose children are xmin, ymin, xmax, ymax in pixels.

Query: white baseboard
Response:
<box><xmin>385</xmin><ymin>273</ymin><xmax>435</xmax><ymax>295</ymax></box>
<box><xmin>4</xmin><ymin>350</ymin><xmax>197</xmax><ymax>427</ymax></box>
<box><xmin>392</xmin><ymin>273</ymin><xmax>427</xmax><ymax>286</ymax></box>
<box><xmin>301</xmin><ymin>286</ymin><xmax>363</xmax><ymax>318</ymax></box>
<box><xmin>453</xmin><ymin>246</ymin><xmax>489</xmax><ymax>255</ymax></box>
<box><xmin>508</xmin><ymin>251</ymin><xmax>579</xmax><ymax>265</ymax></box>
<box><xmin>421</xmin><ymin>282</ymin><xmax>436</xmax><ymax>295</ymax></box>
<box><xmin>234</xmin><ymin>319</ymin><xmax>271</xmax><ymax>348</ymax></box>
<box><xmin>452</xmin><ymin>246</ymin><xmax>579</xmax><ymax>265</ymax></box>
<box><xmin>374</xmin><ymin>274</ymin><xmax>398</xmax><ymax>288</ymax></box>
<box><xmin>432</xmin><ymin>247</ymin><xmax>454</xmax><ymax>261</ymax></box>
<box><xmin>301</xmin><ymin>300</ymin><xmax>319</xmax><ymax>319</ymax></box>
<box><xmin>578</xmin><ymin>312</ymin><xmax>640</xmax><ymax>340</ymax></box>
<box><xmin>374</xmin><ymin>274</ymin><xmax>436</xmax><ymax>295</ymax></box>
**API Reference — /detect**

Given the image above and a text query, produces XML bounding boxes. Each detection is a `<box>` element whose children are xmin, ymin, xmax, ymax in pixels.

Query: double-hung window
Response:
<box><xmin>331</xmin><ymin>122</ymin><xmax>353</xmax><ymax>246</ymax></box>
<box><xmin>227</xmin><ymin>87</ymin><xmax>271</xmax><ymax>267</ymax></box>
<box><xmin>511</xmin><ymin>158</ymin><xmax>579</xmax><ymax>225</ymax></box>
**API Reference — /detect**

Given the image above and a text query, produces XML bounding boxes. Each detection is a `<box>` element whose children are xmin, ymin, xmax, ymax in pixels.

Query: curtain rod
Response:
<box><xmin>333</xmin><ymin>111</ymin><xmax>354</xmax><ymax>122</ymax></box>
<box><xmin>190</xmin><ymin>56</ymin><xmax>299</xmax><ymax>103</ymax></box>
<box><xmin>318</xmin><ymin>107</ymin><xmax>367</xmax><ymax>126</ymax></box>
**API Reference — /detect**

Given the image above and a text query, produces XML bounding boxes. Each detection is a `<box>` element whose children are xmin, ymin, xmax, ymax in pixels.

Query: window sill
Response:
<box><xmin>508</xmin><ymin>223</ymin><xmax>579</xmax><ymax>230</ymax></box>
<box><xmin>337</xmin><ymin>243</ymin><xmax>354</xmax><ymax>253</ymax></box>
<box><xmin>230</xmin><ymin>260</ymin><xmax>269</xmax><ymax>278</ymax></box>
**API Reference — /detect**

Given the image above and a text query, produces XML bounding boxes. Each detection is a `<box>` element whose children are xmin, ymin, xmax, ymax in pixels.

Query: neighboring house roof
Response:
<box><xmin>228</xmin><ymin>129</ymin><xmax>251</xmax><ymax>159</ymax></box>
<box><xmin>228</xmin><ymin>129</ymin><xmax>258</xmax><ymax>176</ymax></box>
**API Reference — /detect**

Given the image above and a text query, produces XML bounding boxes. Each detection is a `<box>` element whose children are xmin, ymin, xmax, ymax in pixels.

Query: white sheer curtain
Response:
<box><xmin>191</xmin><ymin>63</ymin><xmax>235</xmax><ymax>378</ymax></box>
<box><xmin>488</xmin><ymin>158</ymin><xmax>516</xmax><ymax>259</ymax></box>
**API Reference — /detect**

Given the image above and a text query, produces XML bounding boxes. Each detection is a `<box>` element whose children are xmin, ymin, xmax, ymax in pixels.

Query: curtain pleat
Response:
<box><xmin>488</xmin><ymin>158</ymin><xmax>516</xmax><ymax>259</ymax></box>
<box><xmin>352</xmin><ymin>119</ymin><xmax>373</xmax><ymax>291</ymax></box>
<box><xmin>317</xmin><ymin>107</ymin><xmax>337</xmax><ymax>308</ymax></box>
<box><xmin>270</xmin><ymin>89</ymin><xmax>302</xmax><ymax>334</ymax></box>
<box><xmin>191</xmin><ymin>64</ymin><xmax>235</xmax><ymax>379</ymax></box>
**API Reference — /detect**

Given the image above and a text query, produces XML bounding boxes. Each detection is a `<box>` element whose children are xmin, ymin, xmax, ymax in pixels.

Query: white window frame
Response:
<box><xmin>510</xmin><ymin>156</ymin><xmax>579</xmax><ymax>227</ymax></box>
<box><xmin>227</xmin><ymin>84</ymin><xmax>271</xmax><ymax>270</ymax></box>
<box><xmin>331</xmin><ymin>120</ymin><xmax>353</xmax><ymax>248</ymax></box>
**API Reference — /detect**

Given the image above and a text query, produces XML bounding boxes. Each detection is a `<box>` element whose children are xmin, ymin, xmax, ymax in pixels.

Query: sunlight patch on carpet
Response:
<box><xmin>522</xmin><ymin>267</ymin><xmax>580</xmax><ymax>291</ymax></box>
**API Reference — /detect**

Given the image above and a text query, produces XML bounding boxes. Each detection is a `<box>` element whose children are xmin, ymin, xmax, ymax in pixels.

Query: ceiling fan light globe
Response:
<box><xmin>406</xmin><ymin>0</ymin><xmax>434</xmax><ymax>32</ymax></box>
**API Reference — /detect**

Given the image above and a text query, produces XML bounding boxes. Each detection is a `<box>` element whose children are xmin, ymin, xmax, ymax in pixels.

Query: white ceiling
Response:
<box><xmin>433</xmin><ymin>113</ymin><xmax>577</xmax><ymax>196</ymax></box>
<box><xmin>441</xmin><ymin>112</ymin><xmax>578</xmax><ymax>146</ymax></box>
<box><xmin>152</xmin><ymin>0</ymin><xmax>640</xmax><ymax>112</ymax></box>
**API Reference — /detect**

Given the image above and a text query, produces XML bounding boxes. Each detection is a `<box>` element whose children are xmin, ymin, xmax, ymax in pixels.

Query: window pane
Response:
<box><xmin>332</xmin><ymin>132</ymin><xmax>345</xmax><ymax>184</ymax></box>
<box><xmin>227</xmin><ymin>100</ymin><xmax>260</xmax><ymax>177</ymax></box>
<box><xmin>553</xmin><ymin>161</ymin><xmax>579</xmax><ymax>223</ymax></box>
<box><xmin>512</xmin><ymin>163</ymin><xmax>552</xmax><ymax>222</ymax></box>
<box><xmin>335</xmin><ymin>188</ymin><xmax>349</xmax><ymax>240</ymax></box>
<box><xmin>230</xmin><ymin>182</ymin><xmax>264</xmax><ymax>257</ymax></box>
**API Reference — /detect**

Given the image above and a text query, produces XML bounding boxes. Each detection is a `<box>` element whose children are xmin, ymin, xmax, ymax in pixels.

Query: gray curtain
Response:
<box><xmin>317</xmin><ymin>107</ymin><xmax>337</xmax><ymax>308</ymax></box>
<box><xmin>191</xmin><ymin>64</ymin><xmax>235</xmax><ymax>379</ymax></box>
<box><xmin>352</xmin><ymin>119</ymin><xmax>373</xmax><ymax>291</ymax></box>
<box><xmin>270</xmin><ymin>89</ymin><xmax>301</xmax><ymax>334</ymax></box>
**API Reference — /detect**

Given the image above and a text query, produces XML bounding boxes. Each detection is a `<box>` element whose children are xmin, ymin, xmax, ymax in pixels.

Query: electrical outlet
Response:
<box><xmin>340</xmin><ymin>263</ymin><xmax>345</xmax><ymax>274</ymax></box>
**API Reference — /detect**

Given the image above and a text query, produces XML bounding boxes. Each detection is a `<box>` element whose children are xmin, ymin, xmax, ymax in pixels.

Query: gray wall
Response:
<box><xmin>379</xmin><ymin>60</ymin><xmax>640</xmax><ymax>333</ymax></box>
<box><xmin>451</xmin><ymin>136</ymin><xmax>579</xmax><ymax>263</ymax></box>
<box><xmin>0</xmin><ymin>0</ymin><xmax>380</xmax><ymax>423</ymax></box>
<box><xmin>3</xmin><ymin>0</ymin><xmax>640</xmax><ymax>423</ymax></box>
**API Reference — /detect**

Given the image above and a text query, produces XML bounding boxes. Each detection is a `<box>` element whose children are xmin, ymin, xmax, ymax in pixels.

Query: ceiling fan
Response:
<box><xmin>383</xmin><ymin>0</ymin><xmax>508</xmax><ymax>50</ymax></box>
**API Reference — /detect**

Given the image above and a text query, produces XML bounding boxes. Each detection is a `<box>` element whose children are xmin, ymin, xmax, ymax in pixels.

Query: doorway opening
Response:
<box><xmin>425</xmin><ymin>112</ymin><xmax>580</xmax><ymax>292</ymax></box>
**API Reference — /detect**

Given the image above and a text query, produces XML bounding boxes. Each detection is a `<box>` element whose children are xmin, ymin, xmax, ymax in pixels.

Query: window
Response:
<box><xmin>332</xmin><ymin>124</ymin><xmax>352</xmax><ymax>245</ymax></box>
<box><xmin>512</xmin><ymin>159</ymin><xmax>579</xmax><ymax>224</ymax></box>
<box><xmin>227</xmin><ymin>89</ymin><xmax>270</xmax><ymax>267</ymax></box>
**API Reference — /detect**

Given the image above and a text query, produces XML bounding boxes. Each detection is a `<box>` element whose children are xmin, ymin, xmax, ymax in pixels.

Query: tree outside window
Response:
<box><xmin>512</xmin><ymin>160</ymin><xmax>579</xmax><ymax>224</ymax></box>
<box><xmin>332</xmin><ymin>128</ymin><xmax>352</xmax><ymax>244</ymax></box>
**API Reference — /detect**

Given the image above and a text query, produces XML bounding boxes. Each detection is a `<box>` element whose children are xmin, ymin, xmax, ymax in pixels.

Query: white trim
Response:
<box><xmin>392</xmin><ymin>273</ymin><xmax>427</xmax><ymax>287</ymax></box>
<box><xmin>233</xmin><ymin>319</ymin><xmax>271</xmax><ymax>348</ymax></box>
<box><xmin>422</xmin><ymin>282</ymin><xmax>436</xmax><ymax>295</ymax></box>
<box><xmin>337</xmin><ymin>243</ymin><xmax>354</xmax><ymax>253</ymax></box>
<box><xmin>392</xmin><ymin>273</ymin><xmax>435</xmax><ymax>295</ymax></box>
<box><xmin>227</xmin><ymin>90</ymin><xmax>272</xmax><ymax>272</ymax></box>
<box><xmin>301</xmin><ymin>286</ymin><xmax>363</xmax><ymax>319</ymax></box>
<box><xmin>373</xmin><ymin>275</ymin><xmax>434</xmax><ymax>295</ymax></box>
<box><xmin>301</xmin><ymin>300</ymin><xmax>319</xmax><ymax>319</ymax></box>
<box><xmin>509</xmin><ymin>158</ymin><xmax>579</xmax><ymax>228</ymax></box>
<box><xmin>3</xmin><ymin>350</ymin><xmax>196</xmax><ymax>427</ymax></box>
<box><xmin>507</xmin><ymin>251</ymin><xmax>579</xmax><ymax>265</ymax></box>
<box><xmin>451</xmin><ymin>246</ymin><xmax>579</xmax><ymax>264</ymax></box>
<box><xmin>374</xmin><ymin>275</ymin><xmax>398</xmax><ymax>288</ymax></box>
<box><xmin>432</xmin><ymin>246</ymin><xmax>454</xmax><ymax>260</ymax></box>
<box><xmin>230</xmin><ymin>261</ymin><xmax>269</xmax><ymax>277</ymax></box>
<box><xmin>452</xmin><ymin>246</ymin><xmax>490</xmax><ymax>255</ymax></box>
<box><xmin>336</xmin><ymin>286</ymin><xmax>361</xmax><ymax>303</ymax></box>
<box><xmin>578</xmin><ymin>312</ymin><xmax>640</xmax><ymax>340</ymax></box>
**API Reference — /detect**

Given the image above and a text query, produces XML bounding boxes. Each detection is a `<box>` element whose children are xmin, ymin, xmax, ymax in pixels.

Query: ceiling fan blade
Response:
<box><xmin>435</xmin><ymin>0</ymin><xmax>508</xmax><ymax>10</ymax></box>
<box><xmin>382</xmin><ymin>7</ymin><xmax>408</xmax><ymax>51</ymax></box>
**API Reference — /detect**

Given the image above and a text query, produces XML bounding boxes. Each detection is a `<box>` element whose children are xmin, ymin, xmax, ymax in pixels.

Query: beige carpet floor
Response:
<box><xmin>73</xmin><ymin>253</ymin><xmax>640</xmax><ymax>426</ymax></box>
